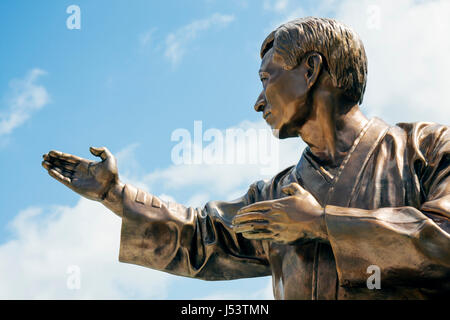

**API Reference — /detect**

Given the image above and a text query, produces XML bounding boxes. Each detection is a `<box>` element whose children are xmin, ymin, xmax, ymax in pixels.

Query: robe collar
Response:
<box><xmin>295</xmin><ymin>117</ymin><xmax>390</xmax><ymax>207</ymax></box>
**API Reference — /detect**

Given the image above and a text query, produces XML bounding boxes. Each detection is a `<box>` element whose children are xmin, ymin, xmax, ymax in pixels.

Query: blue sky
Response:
<box><xmin>0</xmin><ymin>0</ymin><xmax>264</xmax><ymax>221</ymax></box>
<box><xmin>1</xmin><ymin>0</ymin><xmax>449</xmax><ymax>299</ymax></box>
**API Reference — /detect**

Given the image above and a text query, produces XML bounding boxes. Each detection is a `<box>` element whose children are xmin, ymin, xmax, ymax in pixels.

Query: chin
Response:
<box><xmin>266</xmin><ymin>121</ymin><xmax>283</xmax><ymax>139</ymax></box>
<box><xmin>279</xmin><ymin>123</ymin><xmax>300</xmax><ymax>139</ymax></box>
<box><xmin>269</xmin><ymin>126</ymin><xmax>295</xmax><ymax>139</ymax></box>
<box><xmin>270</xmin><ymin>128</ymin><xmax>282</xmax><ymax>139</ymax></box>
<box><xmin>266</xmin><ymin>119</ymin><xmax>299</xmax><ymax>139</ymax></box>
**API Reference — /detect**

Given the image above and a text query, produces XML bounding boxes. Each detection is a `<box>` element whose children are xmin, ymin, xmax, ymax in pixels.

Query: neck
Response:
<box><xmin>298</xmin><ymin>94</ymin><xmax>368</xmax><ymax>167</ymax></box>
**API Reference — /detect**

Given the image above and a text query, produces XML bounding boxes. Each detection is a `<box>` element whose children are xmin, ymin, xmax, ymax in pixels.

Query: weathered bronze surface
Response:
<box><xmin>42</xmin><ymin>17</ymin><xmax>450</xmax><ymax>299</ymax></box>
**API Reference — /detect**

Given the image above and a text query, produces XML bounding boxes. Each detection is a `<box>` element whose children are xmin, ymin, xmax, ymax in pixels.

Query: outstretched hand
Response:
<box><xmin>232</xmin><ymin>183</ymin><xmax>327</xmax><ymax>244</ymax></box>
<box><xmin>42</xmin><ymin>146</ymin><xmax>119</xmax><ymax>202</ymax></box>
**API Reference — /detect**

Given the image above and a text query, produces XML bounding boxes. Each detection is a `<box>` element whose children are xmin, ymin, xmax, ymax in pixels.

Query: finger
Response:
<box><xmin>42</xmin><ymin>156</ymin><xmax>77</xmax><ymax>176</ymax></box>
<box><xmin>233</xmin><ymin>221</ymin><xmax>271</xmax><ymax>234</ymax></box>
<box><xmin>45</xmin><ymin>156</ymin><xmax>78</xmax><ymax>172</ymax></box>
<box><xmin>281</xmin><ymin>182</ymin><xmax>306</xmax><ymax>196</ymax></box>
<box><xmin>52</xmin><ymin>165</ymin><xmax>75</xmax><ymax>178</ymax></box>
<box><xmin>48</xmin><ymin>150</ymin><xmax>82</xmax><ymax>164</ymax></box>
<box><xmin>42</xmin><ymin>160</ymin><xmax>72</xmax><ymax>173</ymax></box>
<box><xmin>233</xmin><ymin>212</ymin><xmax>270</xmax><ymax>225</ymax></box>
<box><xmin>43</xmin><ymin>153</ymin><xmax>56</xmax><ymax>165</ymax></box>
<box><xmin>242</xmin><ymin>230</ymin><xmax>275</xmax><ymax>241</ymax></box>
<box><xmin>90</xmin><ymin>146</ymin><xmax>111</xmax><ymax>161</ymax></box>
<box><xmin>48</xmin><ymin>168</ymin><xmax>72</xmax><ymax>187</ymax></box>
<box><xmin>237</xmin><ymin>201</ymin><xmax>274</xmax><ymax>215</ymax></box>
<box><xmin>42</xmin><ymin>160</ymin><xmax>51</xmax><ymax>170</ymax></box>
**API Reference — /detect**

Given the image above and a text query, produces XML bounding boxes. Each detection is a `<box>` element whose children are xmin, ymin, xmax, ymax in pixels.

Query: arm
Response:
<box><xmin>118</xmin><ymin>184</ymin><xmax>271</xmax><ymax>280</ymax></box>
<box><xmin>325</xmin><ymin>124</ymin><xmax>450</xmax><ymax>289</ymax></box>
<box><xmin>233</xmin><ymin>182</ymin><xmax>450</xmax><ymax>289</ymax></box>
<box><xmin>42</xmin><ymin>147</ymin><xmax>271</xmax><ymax>280</ymax></box>
<box><xmin>324</xmin><ymin>204</ymin><xmax>450</xmax><ymax>288</ymax></box>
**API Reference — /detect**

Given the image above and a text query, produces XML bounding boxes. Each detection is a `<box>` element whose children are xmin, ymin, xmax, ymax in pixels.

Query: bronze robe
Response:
<box><xmin>118</xmin><ymin>118</ymin><xmax>450</xmax><ymax>299</ymax></box>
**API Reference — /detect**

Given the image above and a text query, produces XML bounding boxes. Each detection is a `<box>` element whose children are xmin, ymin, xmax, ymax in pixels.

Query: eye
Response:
<box><xmin>259</xmin><ymin>72</ymin><xmax>270</xmax><ymax>84</ymax></box>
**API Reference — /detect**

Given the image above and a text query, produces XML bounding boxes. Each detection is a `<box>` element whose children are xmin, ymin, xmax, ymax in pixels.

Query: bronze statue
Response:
<box><xmin>42</xmin><ymin>17</ymin><xmax>450</xmax><ymax>299</ymax></box>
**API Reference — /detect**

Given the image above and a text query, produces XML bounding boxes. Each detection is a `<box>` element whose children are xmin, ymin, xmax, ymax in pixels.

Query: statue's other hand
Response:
<box><xmin>42</xmin><ymin>146</ymin><xmax>119</xmax><ymax>202</ymax></box>
<box><xmin>232</xmin><ymin>183</ymin><xmax>327</xmax><ymax>244</ymax></box>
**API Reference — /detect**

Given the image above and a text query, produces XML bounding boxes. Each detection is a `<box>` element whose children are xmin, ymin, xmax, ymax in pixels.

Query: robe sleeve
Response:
<box><xmin>117</xmin><ymin>182</ymin><xmax>271</xmax><ymax>280</ymax></box>
<box><xmin>324</xmin><ymin>123</ymin><xmax>450</xmax><ymax>289</ymax></box>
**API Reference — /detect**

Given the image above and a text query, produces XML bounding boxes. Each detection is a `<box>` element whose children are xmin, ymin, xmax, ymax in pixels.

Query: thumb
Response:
<box><xmin>281</xmin><ymin>182</ymin><xmax>305</xmax><ymax>196</ymax></box>
<box><xmin>90</xmin><ymin>146</ymin><xmax>111</xmax><ymax>161</ymax></box>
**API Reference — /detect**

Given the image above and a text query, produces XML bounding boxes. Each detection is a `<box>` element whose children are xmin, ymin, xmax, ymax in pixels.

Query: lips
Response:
<box><xmin>263</xmin><ymin>111</ymin><xmax>271</xmax><ymax>119</ymax></box>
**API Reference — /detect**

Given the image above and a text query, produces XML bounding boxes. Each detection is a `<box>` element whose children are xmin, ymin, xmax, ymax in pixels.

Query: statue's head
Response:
<box><xmin>255</xmin><ymin>17</ymin><xmax>368</xmax><ymax>138</ymax></box>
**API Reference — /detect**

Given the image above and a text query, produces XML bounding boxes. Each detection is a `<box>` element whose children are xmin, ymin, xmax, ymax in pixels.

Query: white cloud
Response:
<box><xmin>263</xmin><ymin>0</ymin><xmax>291</xmax><ymax>13</ymax></box>
<box><xmin>144</xmin><ymin>120</ymin><xmax>303</xmax><ymax>200</ymax></box>
<box><xmin>332</xmin><ymin>0</ymin><xmax>450</xmax><ymax>124</ymax></box>
<box><xmin>0</xmin><ymin>199</ymin><xmax>172</xmax><ymax>299</ymax></box>
<box><xmin>0</xmin><ymin>68</ymin><xmax>50</xmax><ymax>136</ymax></box>
<box><xmin>196</xmin><ymin>277</ymin><xmax>274</xmax><ymax>300</ymax></box>
<box><xmin>164</xmin><ymin>13</ymin><xmax>235</xmax><ymax>66</ymax></box>
<box><xmin>186</xmin><ymin>192</ymin><xmax>211</xmax><ymax>208</ymax></box>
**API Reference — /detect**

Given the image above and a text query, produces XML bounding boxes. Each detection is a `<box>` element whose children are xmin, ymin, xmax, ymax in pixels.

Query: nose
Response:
<box><xmin>254</xmin><ymin>91</ymin><xmax>266</xmax><ymax>112</ymax></box>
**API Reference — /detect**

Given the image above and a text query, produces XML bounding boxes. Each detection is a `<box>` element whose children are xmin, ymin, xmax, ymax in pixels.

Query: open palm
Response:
<box><xmin>42</xmin><ymin>146</ymin><xmax>119</xmax><ymax>202</ymax></box>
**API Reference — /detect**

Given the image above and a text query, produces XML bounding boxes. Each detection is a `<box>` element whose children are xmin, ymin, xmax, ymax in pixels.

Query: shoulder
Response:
<box><xmin>392</xmin><ymin>122</ymin><xmax>450</xmax><ymax>186</ymax></box>
<box><xmin>396</xmin><ymin>121</ymin><xmax>449</xmax><ymax>141</ymax></box>
<box><xmin>395</xmin><ymin>121</ymin><xmax>450</xmax><ymax>160</ymax></box>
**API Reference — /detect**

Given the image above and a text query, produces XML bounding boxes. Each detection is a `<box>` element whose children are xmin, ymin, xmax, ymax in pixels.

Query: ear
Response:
<box><xmin>303</xmin><ymin>52</ymin><xmax>323</xmax><ymax>90</ymax></box>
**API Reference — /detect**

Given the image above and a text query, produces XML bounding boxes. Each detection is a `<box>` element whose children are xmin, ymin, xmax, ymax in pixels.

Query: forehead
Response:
<box><xmin>259</xmin><ymin>48</ymin><xmax>278</xmax><ymax>73</ymax></box>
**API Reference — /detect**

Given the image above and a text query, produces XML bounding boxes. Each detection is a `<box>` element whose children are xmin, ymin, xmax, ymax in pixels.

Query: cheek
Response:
<box><xmin>267</xmin><ymin>90</ymin><xmax>300</xmax><ymax>126</ymax></box>
<box><xmin>284</xmin><ymin>76</ymin><xmax>309</xmax><ymax>119</ymax></box>
<box><xmin>270</xmin><ymin>75</ymin><xmax>306</xmax><ymax>107</ymax></box>
<box><xmin>285</xmin><ymin>74</ymin><xmax>307</xmax><ymax>102</ymax></box>
<box><xmin>265</xmin><ymin>82</ymin><xmax>286</xmax><ymax>117</ymax></box>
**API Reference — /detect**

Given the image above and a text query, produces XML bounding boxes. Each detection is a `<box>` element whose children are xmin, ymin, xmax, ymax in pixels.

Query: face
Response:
<box><xmin>254</xmin><ymin>48</ymin><xmax>311</xmax><ymax>139</ymax></box>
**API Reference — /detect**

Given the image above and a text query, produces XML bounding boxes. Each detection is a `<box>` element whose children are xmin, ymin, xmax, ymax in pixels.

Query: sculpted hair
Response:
<box><xmin>261</xmin><ymin>17</ymin><xmax>368</xmax><ymax>104</ymax></box>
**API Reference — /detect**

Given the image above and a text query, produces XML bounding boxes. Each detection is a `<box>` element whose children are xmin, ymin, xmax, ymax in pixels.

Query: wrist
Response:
<box><xmin>102</xmin><ymin>180</ymin><xmax>125</xmax><ymax>217</ymax></box>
